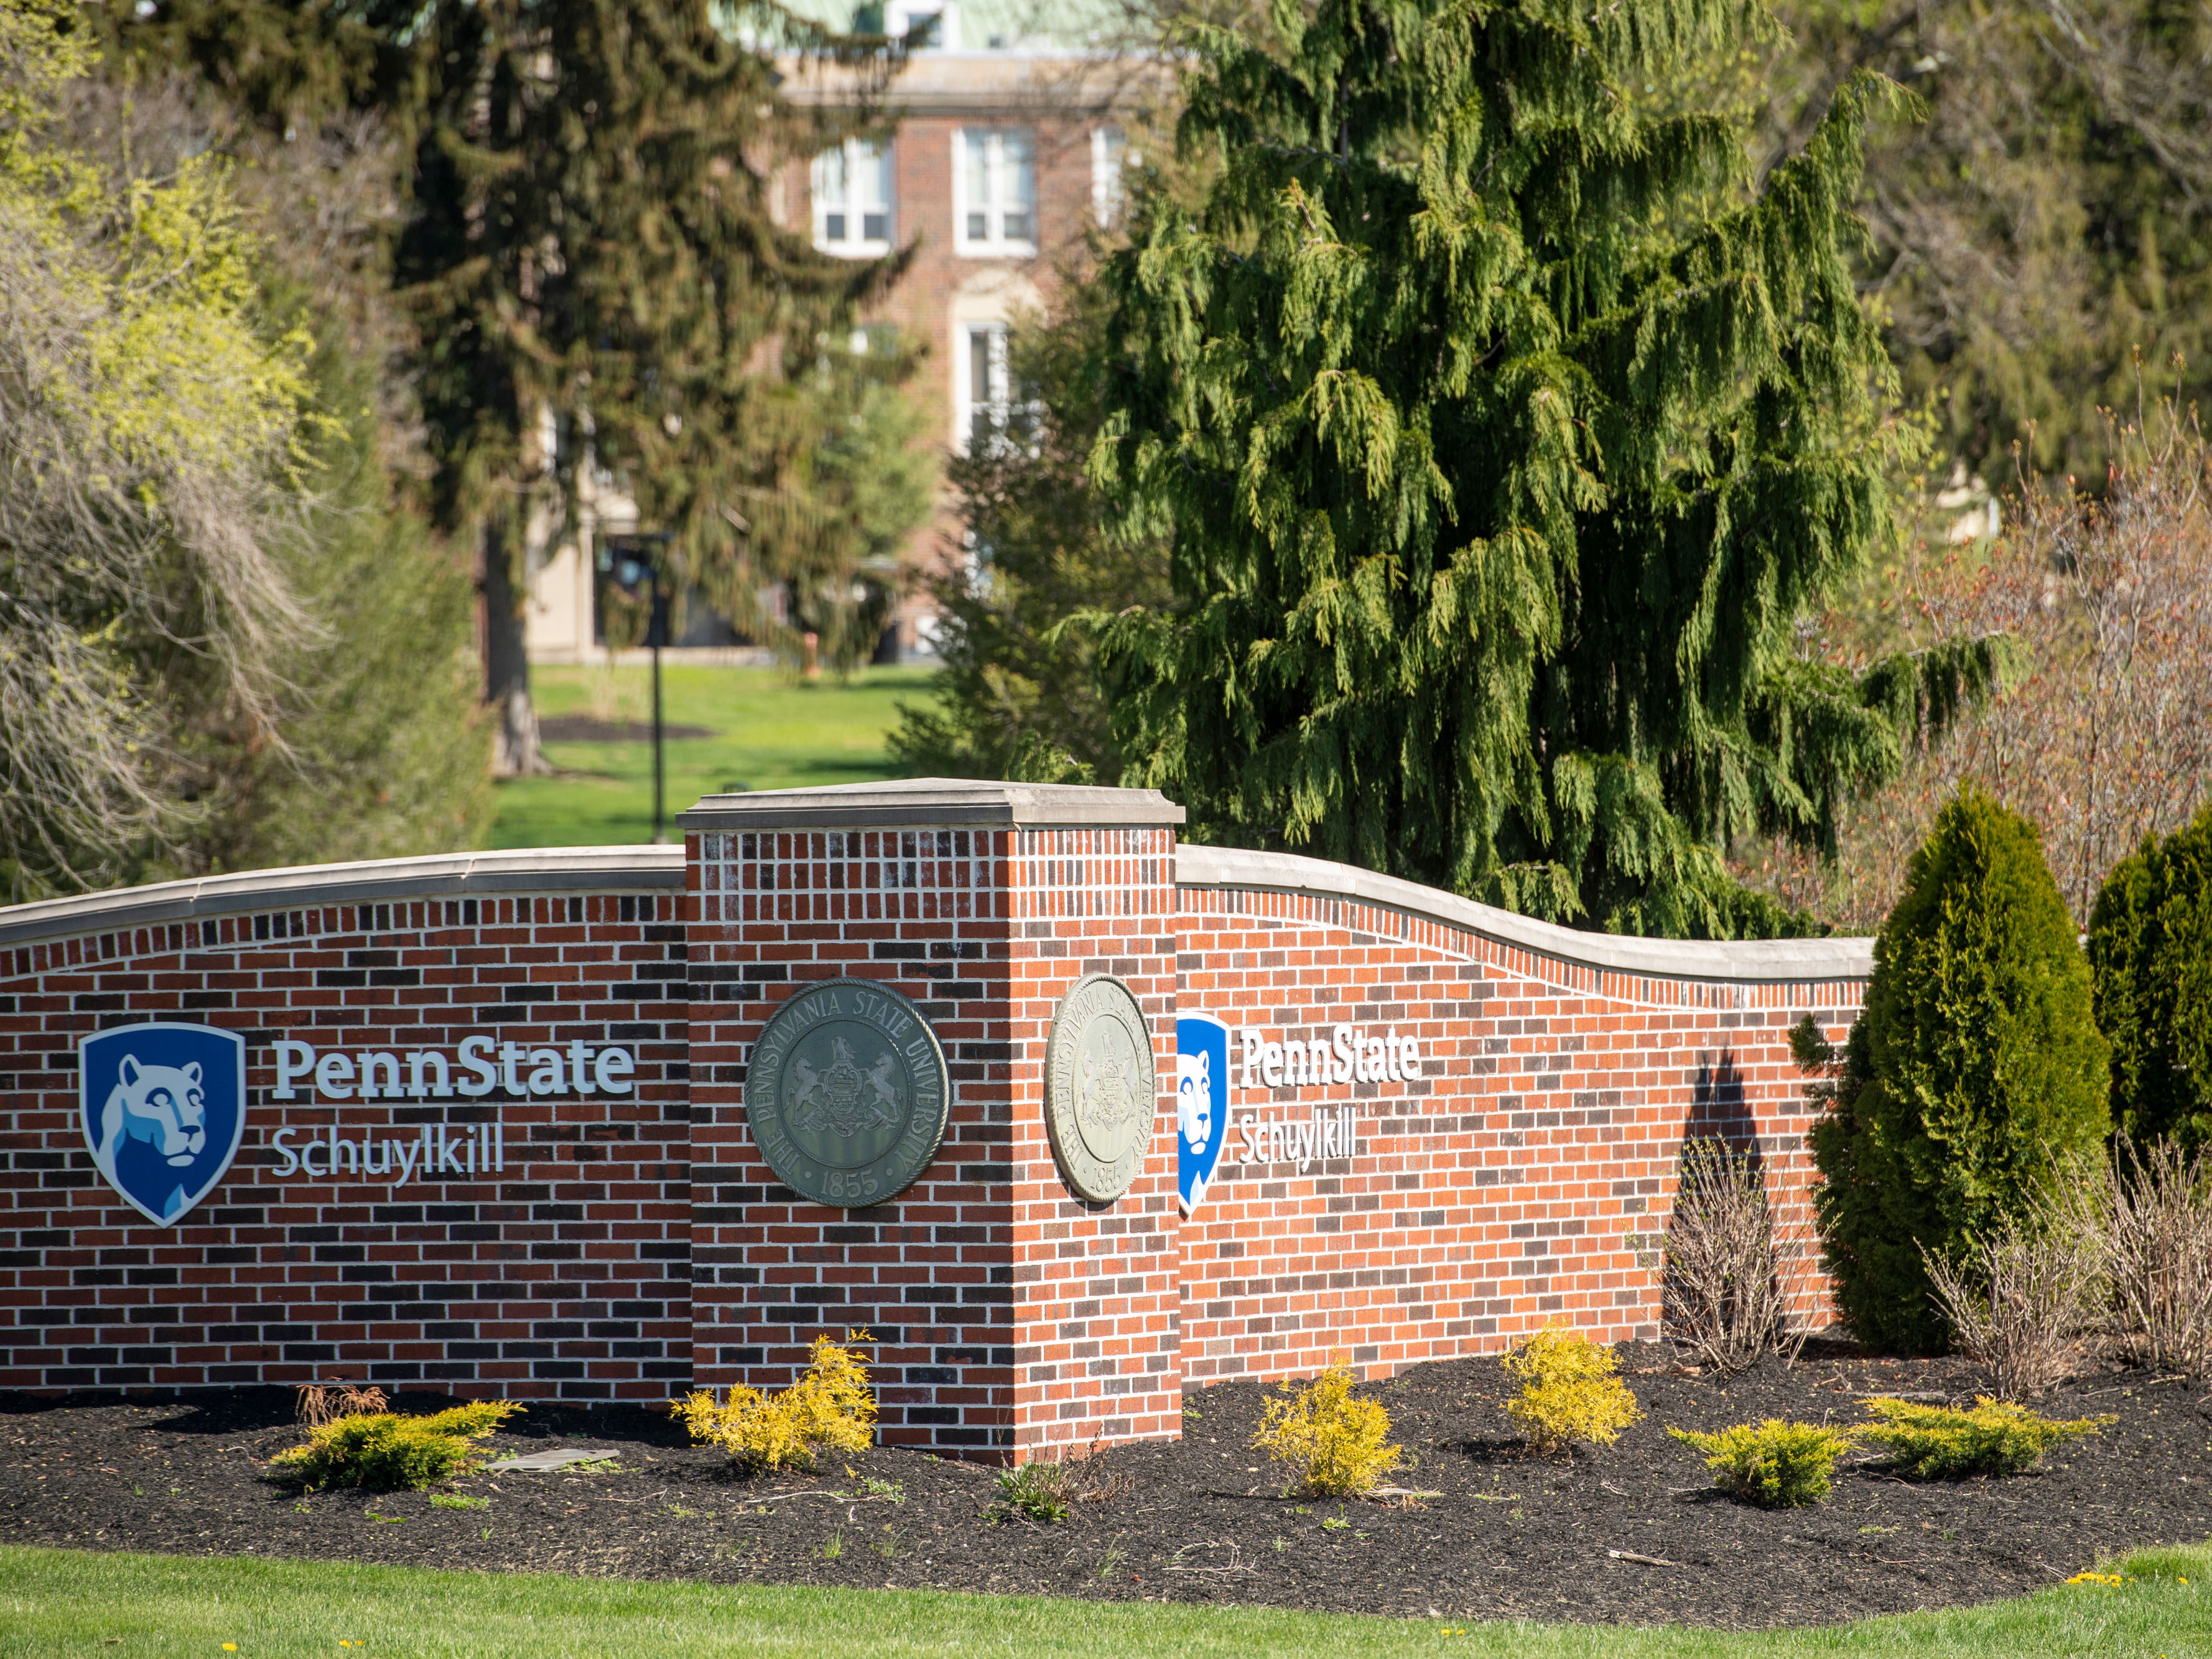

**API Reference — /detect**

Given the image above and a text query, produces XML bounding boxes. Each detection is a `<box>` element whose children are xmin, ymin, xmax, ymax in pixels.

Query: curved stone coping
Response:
<box><xmin>681</xmin><ymin>777</ymin><xmax>1185</xmax><ymax>831</ymax></box>
<box><xmin>1174</xmin><ymin>843</ymin><xmax>1874</xmax><ymax>985</ymax></box>
<box><xmin>0</xmin><ymin>845</ymin><xmax>687</xmax><ymax>949</ymax></box>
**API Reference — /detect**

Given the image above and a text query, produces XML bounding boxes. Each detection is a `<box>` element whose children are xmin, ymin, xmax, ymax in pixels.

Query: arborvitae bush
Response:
<box><xmin>1250</xmin><ymin>1365</ymin><xmax>1403</xmax><ymax>1497</ymax></box>
<box><xmin>1668</xmin><ymin>1420</ymin><xmax>1858</xmax><ymax>1507</ymax></box>
<box><xmin>1858</xmin><ymin>1397</ymin><xmax>2112</xmax><ymax>1478</ymax></box>
<box><xmin>1806</xmin><ymin>789</ymin><xmax>2110</xmax><ymax>1352</ymax></box>
<box><xmin>672</xmin><ymin>1333</ymin><xmax>876</xmax><ymax>1472</ymax></box>
<box><xmin>1502</xmin><ymin>1328</ymin><xmax>1642</xmax><ymax>1454</ymax></box>
<box><xmin>2090</xmin><ymin>807</ymin><xmax>2212</xmax><ymax>1153</ymax></box>
<box><xmin>270</xmin><ymin>1401</ymin><xmax>519</xmax><ymax>1491</ymax></box>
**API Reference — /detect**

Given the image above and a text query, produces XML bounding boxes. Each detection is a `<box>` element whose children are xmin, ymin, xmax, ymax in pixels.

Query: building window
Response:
<box><xmin>885</xmin><ymin>0</ymin><xmax>957</xmax><ymax>49</ymax></box>
<box><xmin>812</xmin><ymin>139</ymin><xmax>892</xmax><ymax>256</ymax></box>
<box><xmin>954</xmin><ymin>129</ymin><xmax>1035</xmax><ymax>256</ymax></box>
<box><xmin>955</xmin><ymin>322</ymin><xmax>1010</xmax><ymax>452</ymax></box>
<box><xmin>1091</xmin><ymin>125</ymin><xmax>1129</xmax><ymax>227</ymax></box>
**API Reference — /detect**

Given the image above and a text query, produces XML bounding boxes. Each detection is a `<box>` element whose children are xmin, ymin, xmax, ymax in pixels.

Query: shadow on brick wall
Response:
<box><xmin>1688</xmin><ymin>1049</ymin><xmax>1759</xmax><ymax>1161</ymax></box>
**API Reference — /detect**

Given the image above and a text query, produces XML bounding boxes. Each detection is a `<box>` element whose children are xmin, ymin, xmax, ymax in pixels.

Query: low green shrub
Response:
<box><xmin>1668</xmin><ymin>1419</ymin><xmax>1858</xmax><ymax>1507</ymax></box>
<box><xmin>1859</xmin><ymin>1396</ymin><xmax>2114</xmax><ymax>1477</ymax></box>
<box><xmin>989</xmin><ymin>1462</ymin><xmax>1074</xmax><ymax>1525</ymax></box>
<box><xmin>270</xmin><ymin>1401</ymin><xmax>520</xmax><ymax>1491</ymax></box>
<box><xmin>1502</xmin><ymin>1327</ymin><xmax>1641</xmax><ymax>1454</ymax></box>
<box><xmin>1250</xmin><ymin>1365</ymin><xmax>1403</xmax><ymax>1497</ymax></box>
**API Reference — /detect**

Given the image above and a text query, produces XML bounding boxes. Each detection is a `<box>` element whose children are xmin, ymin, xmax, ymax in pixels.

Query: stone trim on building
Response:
<box><xmin>0</xmin><ymin>847</ymin><xmax>687</xmax><ymax>949</ymax></box>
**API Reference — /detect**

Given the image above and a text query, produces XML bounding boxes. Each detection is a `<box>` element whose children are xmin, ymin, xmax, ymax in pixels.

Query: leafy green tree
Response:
<box><xmin>119</xmin><ymin>0</ymin><xmax>924</xmax><ymax>771</ymax></box>
<box><xmin>0</xmin><ymin>0</ymin><xmax>315</xmax><ymax>896</ymax></box>
<box><xmin>1754</xmin><ymin>0</ymin><xmax>2212</xmax><ymax>485</ymax></box>
<box><xmin>707</xmin><ymin>336</ymin><xmax>939</xmax><ymax>678</ymax></box>
<box><xmin>891</xmin><ymin>284</ymin><xmax>1172</xmax><ymax>783</ymax></box>
<box><xmin>153</xmin><ymin>307</ymin><xmax>496</xmax><ymax>876</ymax></box>
<box><xmin>1092</xmin><ymin>0</ymin><xmax>2000</xmax><ymax>937</ymax></box>
<box><xmin>2089</xmin><ymin>807</ymin><xmax>2212</xmax><ymax>1154</ymax></box>
<box><xmin>1804</xmin><ymin>789</ymin><xmax>2110</xmax><ymax>1352</ymax></box>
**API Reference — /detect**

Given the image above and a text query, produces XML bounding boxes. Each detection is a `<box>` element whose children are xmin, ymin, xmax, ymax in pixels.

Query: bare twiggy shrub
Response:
<box><xmin>294</xmin><ymin>1381</ymin><xmax>389</xmax><ymax>1429</ymax></box>
<box><xmin>2107</xmin><ymin>1137</ymin><xmax>2212</xmax><ymax>1377</ymax></box>
<box><xmin>1664</xmin><ymin>1139</ymin><xmax>1806</xmax><ymax>1372</ymax></box>
<box><xmin>1923</xmin><ymin>1181</ymin><xmax>2107</xmax><ymax>1399</ymax></box>
<box><xmin>1739</xmin><ymin>395</ymin><xmax>2212</xmax><ymax>930</ymax></box>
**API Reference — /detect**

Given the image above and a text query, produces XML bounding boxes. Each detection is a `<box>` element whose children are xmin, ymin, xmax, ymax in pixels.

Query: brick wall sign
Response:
<box><xmin>1</xmin><ymin>784</ymin><xmax>1871</xmax><ymax>1463</ymax></box>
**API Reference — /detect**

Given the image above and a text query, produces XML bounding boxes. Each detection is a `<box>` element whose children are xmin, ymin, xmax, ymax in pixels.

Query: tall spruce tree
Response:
<box><xmin>119</xmin><ymin>0</ymin><xmax>914</xmax><ymax>774</ymax></box>
<box><xmin>1094</xmin><ymin>0</ymin><xmax>2001</xmax><ymax>936</ymax></box>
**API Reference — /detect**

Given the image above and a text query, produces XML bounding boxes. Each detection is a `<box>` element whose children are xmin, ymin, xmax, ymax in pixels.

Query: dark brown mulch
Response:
<box><xmin>536</xmin><ymin>717</ymin><xmax>716</xmax><ymax>744</ymax></box>
<box><xmin>6</xmin><ymin>1342</ymin><xmax>2211</xmax><ymax>1629</ymax></box>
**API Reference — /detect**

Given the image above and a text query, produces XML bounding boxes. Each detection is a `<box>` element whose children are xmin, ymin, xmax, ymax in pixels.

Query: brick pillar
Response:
<box><xmin>684</xmin><ymin>781</ymin><xmax>1183</xmax><ymax>1463</ymax></box>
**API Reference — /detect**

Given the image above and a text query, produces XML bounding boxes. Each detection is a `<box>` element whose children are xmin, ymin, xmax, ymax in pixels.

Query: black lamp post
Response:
<box><xmin>604</xmin><ymin>532</ymin><xmax>674</xmax><ymax>843</ymax></box>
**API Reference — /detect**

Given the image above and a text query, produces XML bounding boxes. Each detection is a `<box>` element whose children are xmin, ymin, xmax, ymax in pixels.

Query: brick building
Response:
<box><xmin>525</xmin><ymin>1</ymin><xmax>1150</xmax><ymax>664</ymax></box>
<box><xmin>0</xmin><ymin>781</ymin><xmax>1868</xmax><ymax>1462</ymax></box>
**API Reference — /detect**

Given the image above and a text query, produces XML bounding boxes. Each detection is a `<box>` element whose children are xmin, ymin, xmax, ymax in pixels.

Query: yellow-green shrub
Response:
<box><xmin>1859</xmin><ymin>1396</ymin><xmax>2114</xmax><ymax>1478</ymax></box>
<box><xmin>1669</xmin><ymin>1419</ymin><xmax>1857</xmax><ymax>1507</ymax></box>
<box><xmin>1250</xmin><ymin>1365</ymin><xmax>1402</xmax><ymax>1497</ymax></box>
<box><xmin>1502</xmin><ymin>1327</ymin><xmax>1641</xmax><ymax>1453</ymax></box>
<box><xmin>269</xmin><ymin>1401</ymin><xmax>519</xmax><ymax>1491</ymax></box>
<box><xmin>672</xmin><ymin>1332</ymin><xmax>876</xmax><ymax>1472</ymax></box>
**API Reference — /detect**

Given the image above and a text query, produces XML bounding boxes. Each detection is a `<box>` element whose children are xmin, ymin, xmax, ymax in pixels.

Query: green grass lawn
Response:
<box><xmin>2</xmin><ymin>1544</ymin><xmax>2209</xmax><ymax>1658</ymax></box>
<box><xmin>490</xmin><ymin>663</ymin><xmax>931</xmax><ymax>849</ymax></box>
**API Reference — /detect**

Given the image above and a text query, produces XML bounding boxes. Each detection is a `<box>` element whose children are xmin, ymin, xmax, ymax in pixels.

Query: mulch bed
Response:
<box><xmin>6</xmin><ymin>1341</ymin><xmax>2211</xmax><ymax>1629</ymax></box>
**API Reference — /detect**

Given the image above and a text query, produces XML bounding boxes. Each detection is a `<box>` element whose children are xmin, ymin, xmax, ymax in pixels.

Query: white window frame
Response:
<box><xmin>1090</xmin><ymin>124</ymin><xmax>1128</xmax><ymax>228</ymax></box>
<box><xmin>811</xmin><ymin>138</ymin><xmax>893</xmax><ymax>258</ymax></box>
<box><xmin>885</xmin><ymin>0</ymin><xmax>958</xmax><ymax>50</ymax></box>
<box><xmin>954</xmin><ymin>322</ymin><xmax>1011</xmax><ymax>454</ymax></box>
<box><xmin>953</xmin><ymin>128</ymin><xmax>1037</xmax><ymax>258</ymax></box>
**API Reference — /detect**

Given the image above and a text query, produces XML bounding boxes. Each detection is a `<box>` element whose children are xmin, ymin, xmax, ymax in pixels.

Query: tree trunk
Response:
<box><xmin>483</xmin><ymin>520</ymin><xmax>549</xmax><ymax>778</ymax></box>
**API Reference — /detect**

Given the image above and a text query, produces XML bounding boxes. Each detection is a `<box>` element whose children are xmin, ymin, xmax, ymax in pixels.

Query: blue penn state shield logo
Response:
<box><xmin>1176</xmin><ymin>1013</ymin><xmax>1232</xmax><ymax>1215</ymax></box>
<box><xmin>81</xmin><ymin>1022</ymin><xmax>248</xmax><ymax>1227</ymax></box>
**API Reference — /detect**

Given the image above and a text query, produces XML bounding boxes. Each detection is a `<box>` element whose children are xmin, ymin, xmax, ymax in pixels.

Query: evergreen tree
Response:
<box><xmin>2089</xmin><ymin>807</ymin><xmax>2212</xmax><ymax>1154</ymax></box>
<box><xmin>1092</xmin><ymin>0</ymin><xmax>2002</xmax><ymax>936</ymax></box>
<box><xmin>891</xmin><ymin>281</ymin><xmax>1171</xmax><ymax>783</ymax></box>
<box><xmin>727</xmin><ymin>334</ymin><xmax>939</xmax><ymax>677</ymax></box>
<box><xmin>119</xmin><ymin>0</ymin><xmax>922</xmax><ymax>772</ymax></box>
<box><xmin>1805</xmin><ymin>789</ymin><xmax>2110</xmax><ymax>1352</ymax></box>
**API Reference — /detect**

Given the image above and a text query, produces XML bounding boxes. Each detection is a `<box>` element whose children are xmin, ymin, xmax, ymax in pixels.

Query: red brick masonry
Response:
<box><xmin>0</xmin><ymin>785</ymin><xmax>1870</xmax><ymax>1462</ymax></box>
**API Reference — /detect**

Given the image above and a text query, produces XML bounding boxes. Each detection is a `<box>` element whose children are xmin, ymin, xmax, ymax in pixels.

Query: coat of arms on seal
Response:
<box><xmin>745</xmin><ymin>978</ymin><xmax>948</xmax><ymax>1209</ymax></box>
<box><xmin>1044</xmin><ymin>974</ymin><xmax>1158</xmax><ymax>1202</ymax></box>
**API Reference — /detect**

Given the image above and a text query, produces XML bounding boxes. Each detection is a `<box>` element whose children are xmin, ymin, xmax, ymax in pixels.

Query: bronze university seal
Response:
<box><xmin>1044</xmin><ymin>974</ymin><xmax>1158</xmax><ymax>1202</ymax></box>
<box><xmin>745</xmin><ymin>978</ymin><xmax>949</xmax><ymax>1208</ymax></box>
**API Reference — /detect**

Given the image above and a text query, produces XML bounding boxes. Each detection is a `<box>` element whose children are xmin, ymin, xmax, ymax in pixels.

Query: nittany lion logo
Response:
<box><xmin>1176</xmin><ymin>1014</ymin><xmax>1231</xmax><ymax>1217</ymax></box>
<box><xmin>1178</xmin><ymin>1048</ymin><xmax>1212</xmax><ymax>1153</ymax></box>
<box><xmin>81</xmin><ymin>1023</ymin><xmax>246</xmax><ymax>1226</ymax></box>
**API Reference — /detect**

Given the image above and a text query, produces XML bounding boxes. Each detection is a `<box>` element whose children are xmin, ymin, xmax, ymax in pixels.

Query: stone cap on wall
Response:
<box><xmin>0</xmin><ymin>845</ymin><xmax>687</xmax><ymax>949</ymax></box>
<box><xmin>679</xmin><ymin>778</ymin><xmax>1187</xmax><ymax>831</ymax></box>
<box><xmin>1175</xmin><ymin>843</ymin><xmax>1875</xmax><ymax>985</ymax></box>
